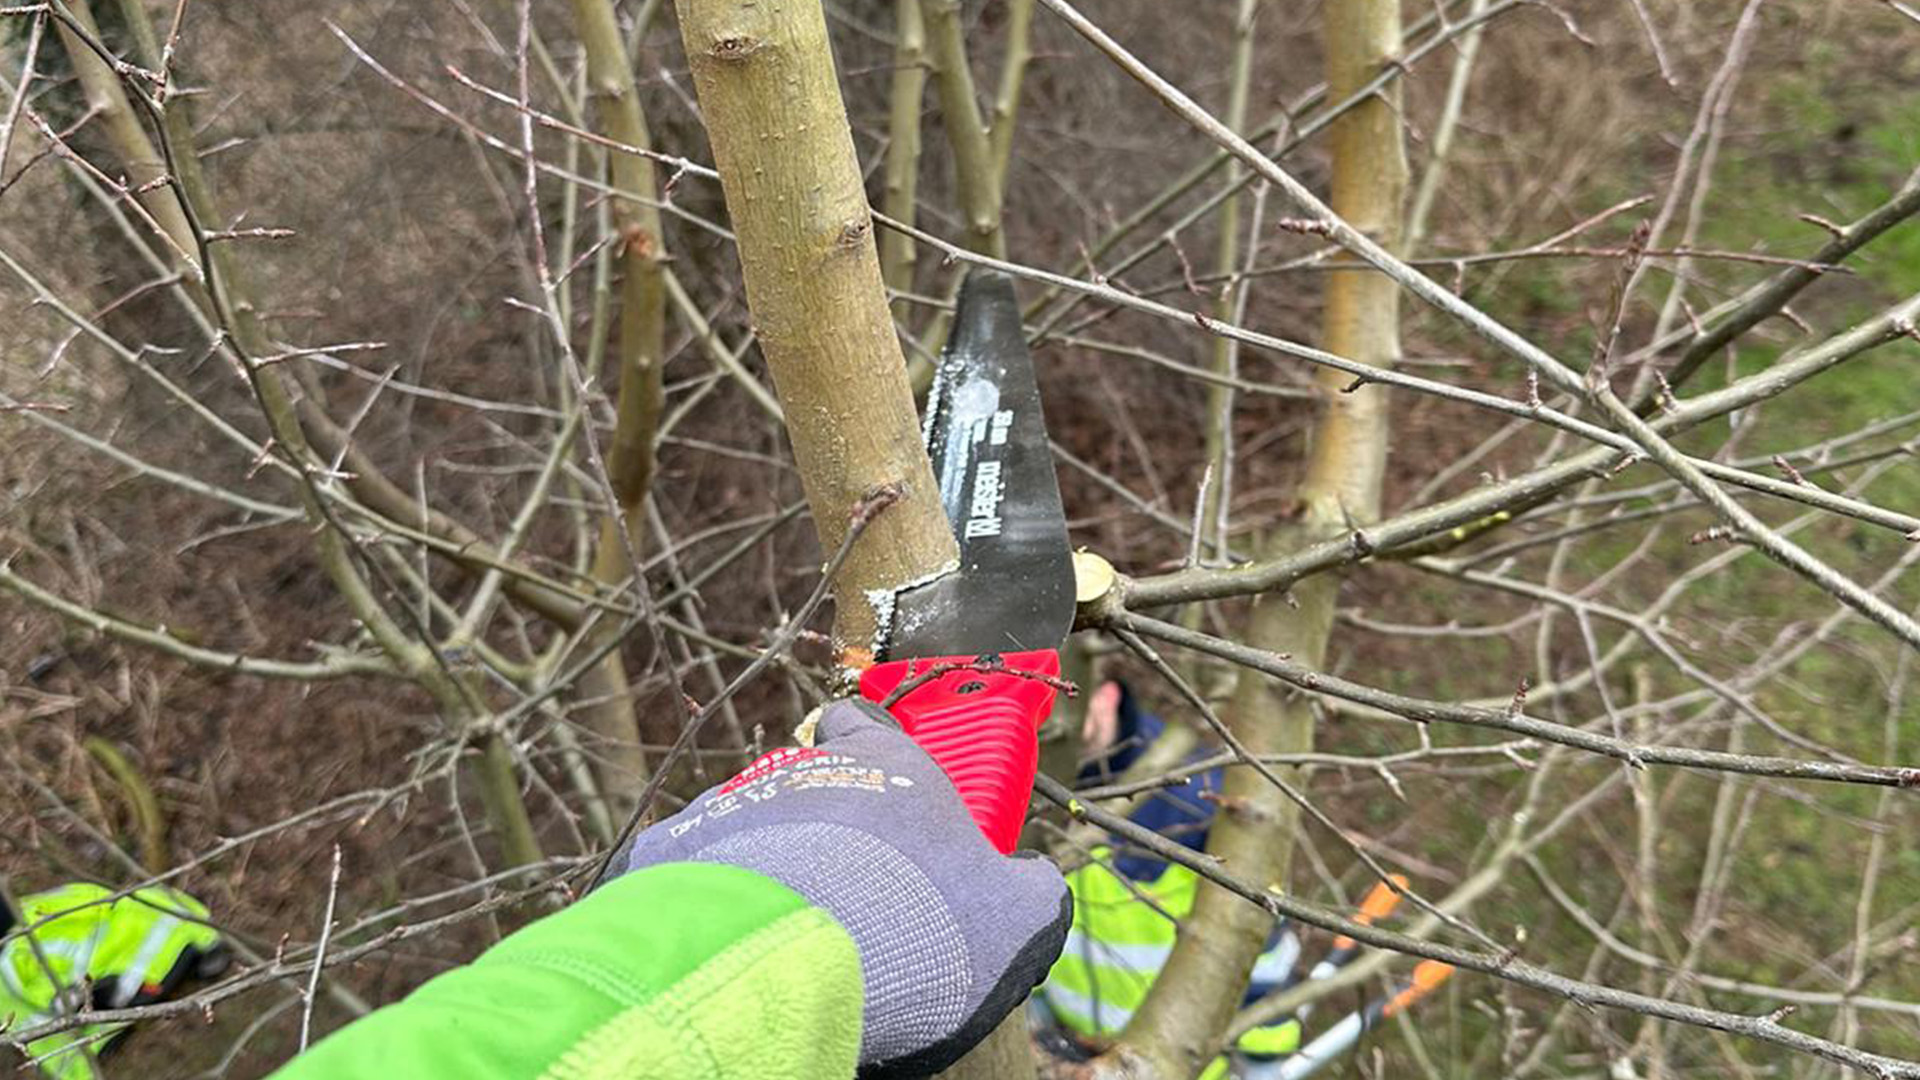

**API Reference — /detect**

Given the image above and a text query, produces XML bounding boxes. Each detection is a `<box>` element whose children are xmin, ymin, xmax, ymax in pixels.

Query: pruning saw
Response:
<box><xmin>859</xmin><ymin>269</ymin><xmax>1076</xmax><ymax>854</ymax></box>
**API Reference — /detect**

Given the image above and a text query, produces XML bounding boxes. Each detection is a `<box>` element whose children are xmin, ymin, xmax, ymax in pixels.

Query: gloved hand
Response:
<box><xmin>0</xmin><ymin>883</ymin><xmax>228</xmax><ymax>1080</ymax></box>
<box><xmin>623</xmin><ymin>698</ymin><xmax>1071</xmax><ymax>1079</ymax></box>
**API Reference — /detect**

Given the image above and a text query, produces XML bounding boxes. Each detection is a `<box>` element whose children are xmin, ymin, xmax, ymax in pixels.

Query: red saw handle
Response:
<box><xmin>858</xmin><ymin>649</ymin><xmax>1059</xmax><ymax>853</ymax></box>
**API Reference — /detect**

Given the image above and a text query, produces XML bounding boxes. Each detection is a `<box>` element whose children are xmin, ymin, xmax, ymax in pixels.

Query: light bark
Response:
<box><xmin>671</xmin><ymin>0</ymin><xmax>958</xmax><ymax>657</ymax></box>
<box><xmin>920</xmin><ymin>0</ymin><xmax>1004</xmax><ymax>258</ymax></box>
<box><xmin>47</xmin><ymin>3</ymin><xmax>193</xmax><ymax>269</ymax></box>
<box><xmin>881</xmin><ymin>0</ymin><xmax>929</xmax><ymax>301</ymax></box>
<box><xmin>935</xmin><ymin>1013</ymin><xmax>1033</xmax><ymax>1080</ymax></box>
<box><xmin>566</xmin><ymin>0</ymin><xmax>670</xmax><ymax>809</ymax></box>
<box><xmin>1308</xmin><ymin>0</ymin><xmax>1407</xmax><ymax>521</ymax></box>
<box><xmin>905</xmin><ymin>0</ymin><xmax>1034</xmax><ymax>397</ymax></box>
<box><xmin>1105</xmin><ymin>0</ymin><xmax>1405</xmax><ymax>1073</ymax></box>
<box><xmin>1198</xmin><ymin>0</ymin><xmax>1262</xmax><ymax>561</ymax></box>
<box><xmin>986</xmin><ymin>0</ymin><xmax>1035</xmax><ymax>185</ymax></box>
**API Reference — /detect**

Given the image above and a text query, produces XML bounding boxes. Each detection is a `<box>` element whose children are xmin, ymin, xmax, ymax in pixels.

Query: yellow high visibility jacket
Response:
<box><xmin>1041</xmin><ymin>847</ymin><xmax>1302</xmax><ymax>1073</ymax></box>
<box><xmin>0</xmin><ymin>883</ymin><xmax>222</xmax><ymax>1080</ymax></box>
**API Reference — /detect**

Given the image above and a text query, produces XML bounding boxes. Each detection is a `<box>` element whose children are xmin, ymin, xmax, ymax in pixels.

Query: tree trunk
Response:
<box><xmin>1308</xmin><ymin>0</ymin><xmax>1406</xmax><ymax>519</ymax></box>
<box><xmin>881</xmin><ymin>0</ymin><xmax>929</xmax><ymax>302</ymax></box>
<box><xmin>935</xmin><ymin>1013</ymin><xmax>1034</xmax><ymax>1080</ymax></box>
<box><xmin>48</xmin><ymin>4</ymin><xmax>193</xmax><ymax>268</ymax></box>
<box><xmin>1197</xmin><ymin>0</ymin><xmax>1261</xmax><ymax>563</ymax></box>
<box><xmin>1104</xmin><ymin>0</ymin><xmax>1405</xmax><ymax>1073</ymax></box>
<box><xmin>566</xmin><ymin>0</ymin><xmax>670</xmax><ymax>817</ymax></box>
<box><xmin>672</xmin><ymin>0</ymin><xmax>958</xmax><ymax>658</ymax></box>
<box><xmin>921</xmin><ymin>0</ymin><xmax>1004</xmax><ymax>258</ymax></box>
<box><xmin>674</xmin><ymin>2</ymin><xmax>1020</xmax><ymax>1072</ymax></box>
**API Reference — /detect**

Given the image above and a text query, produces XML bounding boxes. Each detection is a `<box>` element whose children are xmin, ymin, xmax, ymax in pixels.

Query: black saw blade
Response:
<box><xmin>881</xmin><ymin>270</ymin><xmax>1076</xmax><ymax>661</ymax></box>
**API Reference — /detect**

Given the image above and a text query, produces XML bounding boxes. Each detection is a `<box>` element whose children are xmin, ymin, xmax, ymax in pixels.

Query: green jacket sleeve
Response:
<box><xmin>274</xmin><ymin>863</ymin><xmax>863</xmax><ymax>1080</ymax></box>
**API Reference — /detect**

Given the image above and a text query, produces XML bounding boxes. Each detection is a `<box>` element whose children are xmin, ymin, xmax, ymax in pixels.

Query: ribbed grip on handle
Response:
<box><xmin>858</xmin><ymin>649</ymin><xmax>1060</xmax><ymax>853</ymax></box>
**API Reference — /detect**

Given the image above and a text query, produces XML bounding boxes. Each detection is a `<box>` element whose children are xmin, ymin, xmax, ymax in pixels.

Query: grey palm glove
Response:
<box><xmin>622</xmin><ymin>698</ymin><xmax>1071</xmax><ymax>1078</ymax></box>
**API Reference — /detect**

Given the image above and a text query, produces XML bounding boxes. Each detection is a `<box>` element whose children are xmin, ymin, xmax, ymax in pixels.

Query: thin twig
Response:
<box><xmin>297</xmin><ymin>846</ymin><xmax>343</xmax><ymax>1051</ymax></box>
<box><xmin>1032</xmin><ymin>774</ymin><xmax>1920</xmax><ymax>1078</ymax></box>
<box><xmin>1108</xmin><ymin>611</ymin><xmax>1920</xmax><ymax>789</ymax></box>
<box><xmin>582</xmin><ymin>484</ymin><xmax>905</xmax><ymax>891</ymax></box>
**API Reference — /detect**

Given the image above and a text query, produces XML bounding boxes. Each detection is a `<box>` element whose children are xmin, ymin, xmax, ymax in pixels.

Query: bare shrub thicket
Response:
<box><xmin>3</xmin><ymin>0</ymin><xmax>1917</xmax><ymax>1077</ymax></box>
